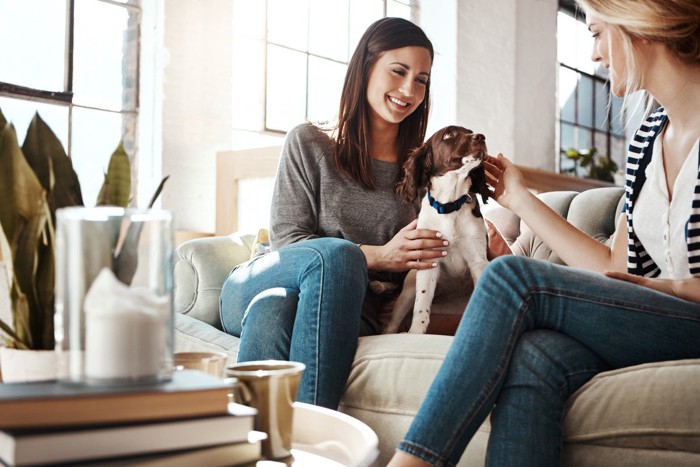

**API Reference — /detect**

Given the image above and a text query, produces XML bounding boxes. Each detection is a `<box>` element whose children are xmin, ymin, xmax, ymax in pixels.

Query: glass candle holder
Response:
<box><xmin>54</xmin><ymin>207</ymin><xmax>174</xmax><ymax>385</ymax></box>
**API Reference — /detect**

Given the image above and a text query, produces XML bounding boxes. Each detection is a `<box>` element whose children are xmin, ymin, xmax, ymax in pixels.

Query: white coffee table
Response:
<box><xmin>257</xmin><ymin>402</ymin><xmax>379</xmax><ymax>467</ymax></box>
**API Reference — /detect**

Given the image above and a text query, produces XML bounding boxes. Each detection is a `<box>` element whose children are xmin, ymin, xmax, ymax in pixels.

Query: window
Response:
<box><xmin>557</xmin><ymin>4</ymin><xmax>626</xmax><ymax>177</ymax></box>
<box><xmin>0</xmin><ymin>0</ymin><xmax>141</xmax><ymax>206</ymax></box>
<box><xmin>232</xmin><ymin>0</ymin><xmax>410</xmax><ymax>134</ymax></box>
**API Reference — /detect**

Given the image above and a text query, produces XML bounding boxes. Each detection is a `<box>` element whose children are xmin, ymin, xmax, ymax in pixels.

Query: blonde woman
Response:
<box><xmin>389</xmin><ymin>0</ymin><xmax>700</xmax><ymax>465</ymax></box>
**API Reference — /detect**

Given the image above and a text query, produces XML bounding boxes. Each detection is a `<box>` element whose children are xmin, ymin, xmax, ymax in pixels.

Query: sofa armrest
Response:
<box><xmin>174</xmin><ymin>233</ymin><xmax>255</xmax><ymax>330</ymax></box>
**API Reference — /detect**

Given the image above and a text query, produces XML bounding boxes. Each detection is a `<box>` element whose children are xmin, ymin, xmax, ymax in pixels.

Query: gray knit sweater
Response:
<box><xmin>270</xmin><ymin>122</ymin><xmax>420</xmax><ymax>330</ymax></box>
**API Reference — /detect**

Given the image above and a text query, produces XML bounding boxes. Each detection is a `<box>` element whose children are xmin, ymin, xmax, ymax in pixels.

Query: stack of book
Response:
<box><xmin>0</xmin><ymin>370</ymin><xmax>262</xmax><ymax>466</ymax></box>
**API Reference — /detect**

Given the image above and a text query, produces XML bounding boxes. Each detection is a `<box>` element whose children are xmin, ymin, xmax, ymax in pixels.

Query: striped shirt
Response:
<box><xmin>624</xmin><ymin>107</ymin><xmax>700</xmax><ymax>277</ymax></box>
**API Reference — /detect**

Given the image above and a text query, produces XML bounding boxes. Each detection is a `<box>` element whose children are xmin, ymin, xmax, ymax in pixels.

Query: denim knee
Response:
<box><xmin>301</xmin><ymin>238</ymin><xmax>368</xmax><ymax>288</ymax></box>
<box><xmin>480</xmin><ymin>255</ymin><xmax>546</xmax><ymax>292</ymax></box>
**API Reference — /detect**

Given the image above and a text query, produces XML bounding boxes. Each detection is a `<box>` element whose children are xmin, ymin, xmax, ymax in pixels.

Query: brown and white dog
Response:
<box><xmin>383</xmin><ymin>125</ymin><xmax>490</xmax><ymax>334</ymax></box>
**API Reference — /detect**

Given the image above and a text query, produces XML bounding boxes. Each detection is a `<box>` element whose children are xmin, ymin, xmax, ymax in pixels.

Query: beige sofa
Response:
<box><xmin>173</xmin><ymin>186</ymin><xmax>700</xmax><ymax>466</ymax></box>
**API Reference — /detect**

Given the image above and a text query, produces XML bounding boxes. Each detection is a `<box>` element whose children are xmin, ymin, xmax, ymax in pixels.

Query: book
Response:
<box><xmin>0</xmin><ymin>369</ymin><xmax>234</xmax><ymax>429</ymax></box>
<box><xmin>0</xmin><ymin>403</ymin><xmax>257</xmax><ymax>466</ymax></box>
<box><xmin>75</xmin><ymin>431</ymin><xmax>266</xmax><ymax>467</ymax></box>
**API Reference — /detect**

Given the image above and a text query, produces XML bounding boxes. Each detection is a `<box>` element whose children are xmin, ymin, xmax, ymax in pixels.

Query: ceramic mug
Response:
<box><xmin>174</xmin><ymin>351</ymin><xmax>228</xmax><ymax>377</ymax></box>
<box><xmin>225</xmin><ymin>360</ymin><xmax>305</xmax><ymax>459</ymax></box>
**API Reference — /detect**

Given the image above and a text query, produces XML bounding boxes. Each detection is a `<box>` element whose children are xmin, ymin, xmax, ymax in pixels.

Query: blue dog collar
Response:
<box><xmin>427</xmin><ymin>190</ymin><xmax>472</xmax><ymax>214</ymax></box>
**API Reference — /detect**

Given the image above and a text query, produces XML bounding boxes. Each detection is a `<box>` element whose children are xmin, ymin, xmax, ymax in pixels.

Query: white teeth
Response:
<box><xmin>389</xmin><ymin>96</ymin><xmax>408</xmax><ymax>107</ymax></box>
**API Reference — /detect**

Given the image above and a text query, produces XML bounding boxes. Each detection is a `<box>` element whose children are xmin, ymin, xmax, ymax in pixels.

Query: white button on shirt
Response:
<box><xmin>633</xmin><ymin>134</ymin><xmax>699</xmax><ymax>279</ymax></box>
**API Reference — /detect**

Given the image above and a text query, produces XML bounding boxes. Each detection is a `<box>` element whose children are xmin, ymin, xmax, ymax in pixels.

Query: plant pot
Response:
<box><xmin>0</xmin><ymin>347</ymin><xmax>58</xmax><ymax>383</ymax></box>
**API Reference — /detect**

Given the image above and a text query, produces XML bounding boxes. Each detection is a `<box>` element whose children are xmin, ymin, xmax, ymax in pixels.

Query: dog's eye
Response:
<box><xmin>443</xmin><ymin>132</ymin><xmax>455</xmax><ymax>140</ymax></box>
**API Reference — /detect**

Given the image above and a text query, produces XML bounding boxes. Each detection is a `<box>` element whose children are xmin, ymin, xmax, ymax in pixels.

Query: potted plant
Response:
<box><xmin>561</xmin><ymin>147</ymin><xmax>619</xmax><ymax>183</ymax></box>
<box><xmin>0</xmin><ymin>108</ymin><xmax>167</xmax><ymax>381</ymax></box>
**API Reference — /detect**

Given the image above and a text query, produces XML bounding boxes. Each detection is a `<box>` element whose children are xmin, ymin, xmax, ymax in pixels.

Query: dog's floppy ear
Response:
<box><xmin>469</xmin><ymin>165</ymin><xmax>491</xmax><ymax>218</ymax></box>
<box><xmin>396</xmin><ymin>143</ymin><xmax>433</xmax><ymax>203</ymax></box>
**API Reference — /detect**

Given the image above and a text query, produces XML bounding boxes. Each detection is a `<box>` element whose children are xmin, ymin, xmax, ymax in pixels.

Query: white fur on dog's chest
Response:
<box><xmin>383</xmin><ymin>198</ymin><xmax>489</xmax><ymax>334</ymax></box>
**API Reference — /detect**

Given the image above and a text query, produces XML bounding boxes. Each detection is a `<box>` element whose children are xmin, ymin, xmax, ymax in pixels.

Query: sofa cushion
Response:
<box><xmin>340</xmin><ymin>334</ymin><xmax>491</xmax><ymax>466</ymax></box>
<box><xmin>564</xmin><ymin>359</ymin><xmax>700</xmax><ymax>453</ymax></box>
<box><xmin>174</xmin><ymin>313</ymin><xmax>240</xmax><ymax>358</ymax></box>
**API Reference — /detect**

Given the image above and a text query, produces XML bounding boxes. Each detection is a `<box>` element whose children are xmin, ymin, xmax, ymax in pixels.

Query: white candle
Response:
<box><xmin>84</xmin><ymin>268</ymin><xmax>170</xmax><ymax>381</ymax></box>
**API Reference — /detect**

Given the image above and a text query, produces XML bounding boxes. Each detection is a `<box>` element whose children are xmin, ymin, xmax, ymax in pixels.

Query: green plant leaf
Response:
<box><xmin>0</xmin><ymin>122</ymin><xmax>54</xmax><ymax>350</ymax></box>
<box><xmin>0</xmin><ymin>221</ymin><xmax>20</xmax><ymax>346</ymax></box>
<box><xmin>563</xmin><ymin>148</ymin><xmax>580</xmax><ymax>160</ymax></box>
<box><xmin>96</xmin><ymin>142</ymin><xmax>131</xmax><ymax>207</ymax></box>
<box><xmin>22</xmin><ymin>113</ymin><xmax>84</xmax><ymax>216</ymax></box>
<box><xmin>0</xmin><ymin>221</ymin><xmax>11</xmax><ymax>289</ymax></box>
<box><xmin>0</xmin><ymin>123</ymin><xmax>44</xmax><ymax>255</ymax></box>
<box><xmin>112</xmin><ymin>176</ymin><xmax>170</xmax><ymax>286</ymax></box>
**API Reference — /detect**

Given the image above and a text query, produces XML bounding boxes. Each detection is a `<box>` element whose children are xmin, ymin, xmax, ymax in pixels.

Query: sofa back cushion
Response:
<box><xmin>486</xmin><ymin>187</ymin><xmax>625</xmax><ymax>264</ymax></box>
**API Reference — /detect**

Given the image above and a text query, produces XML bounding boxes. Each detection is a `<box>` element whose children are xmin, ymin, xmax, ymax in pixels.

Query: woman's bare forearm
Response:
<box><xmin>507</xmin><ymin>191</ymin><xmax>618</xmax><ymax>273</ymax></box>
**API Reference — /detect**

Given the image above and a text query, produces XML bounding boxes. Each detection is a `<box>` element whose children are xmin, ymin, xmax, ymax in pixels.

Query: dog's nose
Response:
<box><xmin>474</xmin><ymin>134</ymin><xmax>485</xmax><ymax>143</ymax></box>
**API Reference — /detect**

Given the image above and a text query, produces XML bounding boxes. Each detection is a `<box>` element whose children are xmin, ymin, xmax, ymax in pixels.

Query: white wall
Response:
<box><xmin>156</xmin><ymin>0</ymin><xmax>560</xmax><ymax>233</ymax></box>
<box><xmin>420</xmin><ymin>0</ymin><xmax>558</xmax><ymax>169</ymax></box>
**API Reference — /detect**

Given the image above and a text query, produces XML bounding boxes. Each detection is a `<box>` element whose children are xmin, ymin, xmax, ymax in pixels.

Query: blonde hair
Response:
<box><xmin>577</xmin><ymin>0</ymin><xmax>700</xmax><ymax>114</ymax></box>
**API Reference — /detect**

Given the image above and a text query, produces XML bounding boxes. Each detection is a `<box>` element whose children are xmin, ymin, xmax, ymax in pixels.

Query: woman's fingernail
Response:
<box><xmin>441</xmin><ymin>251</ymin><xmax>447</xmax><ymax>256</ymax></box>
<box><xmin>432</xmin><ymin>263</ymin><xmax>438</xmax><ymax>267</ymax></box>
<box><xmin>436</xmin><ymin>232</ymin><xmax>443</xmax><ymax>238</ymax></box>
<box><xmin>443</xmin><ymin>240</ymin><xmax>449</xmax><ymax>246</ymax></box>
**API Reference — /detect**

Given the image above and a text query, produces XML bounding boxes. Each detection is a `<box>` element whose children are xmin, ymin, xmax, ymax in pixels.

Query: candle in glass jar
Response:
<box><xmin>84</xmin><ymin>268</ymin><xmax>170</xmax><ymax>381</ymax></box>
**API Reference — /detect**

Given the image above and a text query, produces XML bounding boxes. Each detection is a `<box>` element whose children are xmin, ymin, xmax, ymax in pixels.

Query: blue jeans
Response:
<box><xmin>219</xmin><ymin>238</ymin><xmax>370</xmax><ymax>409</ymax></box>
<box><xmin>398</xmin><ymin>256</ymin><xmax>700</xmax><ymax>466</ymax></box>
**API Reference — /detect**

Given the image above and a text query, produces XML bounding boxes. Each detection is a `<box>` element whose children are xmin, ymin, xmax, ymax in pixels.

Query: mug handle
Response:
<box><xmin>224</xmin><ymin>377</ymin><xmax>253</xmax><ymax>405</ymax></box>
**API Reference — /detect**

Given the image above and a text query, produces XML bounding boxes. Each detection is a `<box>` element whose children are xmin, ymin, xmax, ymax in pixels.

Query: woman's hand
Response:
<box><xmin>484</xmin><ymin>153</ymin><xmax>529</xmax><ymax>210</ymax></box>
<box><xmin>604</xmin><ymin>271</ymin><xmax>700</xmax><ymax>304</ymax></box>
<box><xmin>362</xmin><ymin>219</ymin><xmax>448</xmax><ymax>272</ymax></box>
<box><xmin>485</xmin><ymin>219</ymin><xmax>512</xmax><ymax>260</ymax></box>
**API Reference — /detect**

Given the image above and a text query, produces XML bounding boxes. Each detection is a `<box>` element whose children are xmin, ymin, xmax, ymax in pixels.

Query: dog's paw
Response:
<box><xmin>407</xmin><ymin>324</ymin><xmax>429</xmax><ymax>334</ymax></box>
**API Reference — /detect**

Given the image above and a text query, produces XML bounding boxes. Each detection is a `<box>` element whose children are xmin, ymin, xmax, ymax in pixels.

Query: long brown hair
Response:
<box><xmin>334</xmin><ymin>17</ymin><xmax>434</xmax><ymax>189</ymax></box>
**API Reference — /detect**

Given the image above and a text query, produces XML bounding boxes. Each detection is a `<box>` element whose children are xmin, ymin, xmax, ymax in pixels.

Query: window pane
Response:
<box><xmin>578</xmin><ymin>75</ymin><xmax>593</xmax><ymax>128</ymax></box>
<box><xmin>573</xmin><ymin>18</ymin><xmax>594</xmax><ymax>74</ymax></box>
<box><xmin>556</xmin><ymin>12</ymin><xmax>594</xmax><ymax>74</ymax></box>
<box><xmin>557</xmin><ymin>13</ymin><xmax>577</xmax><ymax>68</ymax></box>
<box><xmin>349</xmin><ymin>0</ymin><xmax>383</xmax><ymax>55</ymax></box>
<box><xmin>73</xmin><ymin>0</ymin><xmax>139</xmax><ymax>111</ymax></box>
<box><xmin>578</xmin><ymin>128</ymin><xmax>592</xmax><ymax>150</ymax></box>
<box><xmin>232</xmin><ymin>37</ymin><xmax>266</xmax><ymax>131</ymax></box>
<box><xmin>268</xmin><ymin>0</ymin><xmax>309</xmax><ymax>51</ymax></box>
<box><xmin>559</xmin><ymin>66</ymin><xmax>577</xmax><ymax>123</ymax></box>
<box><xmin>594</xmin><ymin>62</ymin><xmax>608</xmax><ymax>79</ymax></box>
<box><xmin>610</xmin><ymin>95</ymin><xmax>625</xmax><ymax>137</ymax></box>
<box><xmin>0</xmin><ymin>97</ymin><xmax>69</xmax><ymax>151</ymax></box>
<box><xmin>387</xmin><ymin>0</ymin><xmax>410</xmax><ymax>19</ymax></box>
<box><xmin>308</xmin><ymin>57</ymin><xmax>347</xmax><ymax>123</ymax></box>
<box><xmin>612</xmin><ymin>136</ymin><xmax>627</xmax><ymax>171</ymax></box>
<box><xmin>309</xmin><ymin>0</ymin><xmax>349</xmax><ymax>61</ymax></box>
<box><xmin>266</xmin><ymin>45</ymin><xmax>307</xmax><ymax>131</ymax></box>
<box><xmin>560</xmin><ymin>123</ymin><xmax>575</xmax><ymax>174</ymax></box>
<box><xmin>0</xmin><ymin>0</ymin><xmax>66</xmax><ymax>91</ymax></box>
<box><xmin>594</xmin><ymin>131</ymin><xmax>608</xmax><ymax>157</ymax></box>
<box><xmin>594</xmin><ymin>81</ymin><xmax>609</xmax><ymax>131</ymax></box>
<box><xmin>561</xmin><ymin>122</ymin><xmax>575</xmax><ymax>151</ymax></box>
<box><xmin>71</xmin><ymin>107</ymin><xmax>136</xmax><ymax>207</ymax></box>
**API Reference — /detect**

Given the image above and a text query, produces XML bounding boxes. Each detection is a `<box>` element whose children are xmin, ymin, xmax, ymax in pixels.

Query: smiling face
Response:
<box><xmin>587</xmin><ymin>13</ymin><xmax>631</xmax><ymax>97</ymax></box>
<box><xmin>366</xmin><ymin>45</ymin><xmax>432</xmax><ymax>130</ymax></box>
